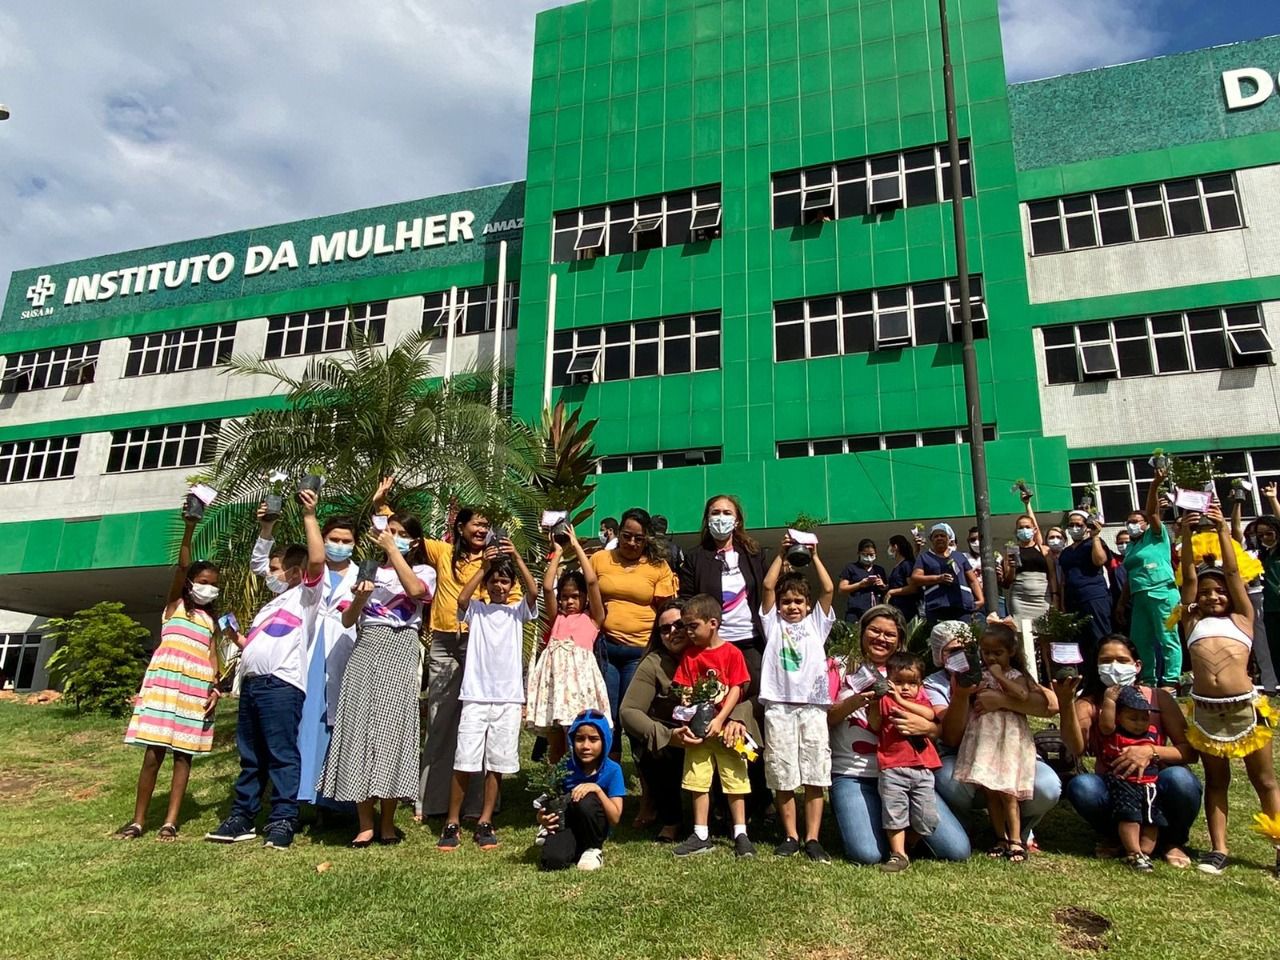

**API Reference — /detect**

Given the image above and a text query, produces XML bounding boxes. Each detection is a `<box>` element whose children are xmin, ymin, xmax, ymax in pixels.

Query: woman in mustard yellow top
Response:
<box><xmin>591</xmin><ymin>507</ymin><xmax>678</xmax><ymax>753</ymax></box>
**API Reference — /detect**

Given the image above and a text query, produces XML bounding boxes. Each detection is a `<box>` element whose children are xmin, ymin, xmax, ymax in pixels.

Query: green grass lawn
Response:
<box><xmin>2</xmin><ymin>700</ymin><xmax>1278</xmax><ymax>960</ymax></box>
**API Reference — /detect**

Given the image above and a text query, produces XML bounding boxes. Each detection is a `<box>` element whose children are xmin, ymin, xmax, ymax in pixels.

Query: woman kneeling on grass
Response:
<box><xmin>1179</xmin><ymin>504</ymin><xmax>1280</xmax><ymax>877</ymax></box>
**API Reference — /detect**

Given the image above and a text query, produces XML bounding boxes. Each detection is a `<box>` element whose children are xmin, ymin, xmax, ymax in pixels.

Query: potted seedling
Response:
<box><xmin>1150</xmin><ymin>447</ymin><xmax>1170</xmax><ymax>472</ymax></box>
<box><xmin>527</xmin><ymin>756</ymin><xmax>573</xmax><ymax>818</ymax></box>
<box><xmin>672</xmin><ymin>672</ymin><xmax>728</xmax><ymax>739</ymax></box>
<box><xmin>1011</xmin><ymin>478</ymin><xmax>1034</xmax><ymax>502</ymax></box>
<box><xmin>297</xmin><ymin>465</ymin><xmax>325</xmax><ymax>499</ymax></box>
<box><xmin>262</xmin><ymin>470</ymin><xmax>289</xmax><ymax>522</ymax></box>
<box><xmin>1033</xmin><ymin>608</ymin><xmax>1089</xmax><ymax>682</ymax></box>
<box><xmin>1228</xmin><ymin>477</ymin><xmax>1250</xmax><ymax>507</ymax></box>
<box><xmin>183</xmin><ymin>475</ymin><xmax>217</xmax><ymax>521</ymax></box>
<box><xmin>1170</xmin><ymin>455</ymin><xmax>1220</xmax><ymax>526</ymax></box>
<box><xmin>937</xmin><ymin>621</ymin><xmax>983</xmax><ymax>687</ymax></box>
<box><xmin>786</xmin><ymin>512</ymin><xmax>823</xmax><ymax>568</ymax></box>
<box><xmin>825</xmin><ymin>620</ymin><xmax>860</xmax><ymax>674</ymax></box>
<box><xmin>1004</xmin><ymin>539</ymin><xmax>1021</xmax><ymax>568</ymax></box>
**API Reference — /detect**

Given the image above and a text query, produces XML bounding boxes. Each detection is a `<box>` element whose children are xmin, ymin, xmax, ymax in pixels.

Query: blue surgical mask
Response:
<box><xmin>1015</xmin><ymin>528</ymin><xmax>1034</xmax><ymax>543</ymax></box>
<box><xmin>324</xmin><ymin>542</ymin><xmax>354</xmax><ymax>562</ymax></box>
<box><xmin>1067</xmin><ymin>525</ymin><xmax>1086</xmax><ymax>541</ymax></box>
<box><xmin>394</xmin><ymin>536</ymin><xmax>412</xmax><ymax>555</ymax></box>
<box><xmin>1126</xmin><ymin>522</ymin><xmax>1144</xmax><ymax>538</ymax></box>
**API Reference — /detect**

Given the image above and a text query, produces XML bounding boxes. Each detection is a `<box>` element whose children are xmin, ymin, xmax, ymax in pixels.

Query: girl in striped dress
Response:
<box><xmin>115</xmin><ymin>513</ymin><xmax>223</xmax><ymax>841</ymax></box>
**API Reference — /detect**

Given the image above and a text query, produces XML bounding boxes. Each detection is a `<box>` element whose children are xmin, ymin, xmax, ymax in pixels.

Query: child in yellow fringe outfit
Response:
<box><xmin>1179</xmin><ymin>503</ymin><xmax>1280</xmax><ymax>877</ymax></box>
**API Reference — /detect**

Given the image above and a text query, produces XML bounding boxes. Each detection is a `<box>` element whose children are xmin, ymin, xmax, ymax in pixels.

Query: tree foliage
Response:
<box><xmin>44</xmin><ymin>602</ymin><xmax>151</xmax><ymax>716</ymax></box>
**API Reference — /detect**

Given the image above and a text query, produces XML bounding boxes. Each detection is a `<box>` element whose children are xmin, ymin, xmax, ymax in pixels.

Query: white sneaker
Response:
<box><xmin>534</xmin><ymin>826</ymin><xmax>550</xmax><ymax>847</ymax></box>
<box><xmin>577</xmin><ymin>848</ymin><xmax>604</xmax><ymax>871</ymax></box>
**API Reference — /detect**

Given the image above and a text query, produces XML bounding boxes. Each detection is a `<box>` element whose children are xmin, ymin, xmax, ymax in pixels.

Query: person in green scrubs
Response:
<box><xmin>1120</xmin><ymin>464</ymin><xmax>1181</xmax><ymax>690</ymax></box>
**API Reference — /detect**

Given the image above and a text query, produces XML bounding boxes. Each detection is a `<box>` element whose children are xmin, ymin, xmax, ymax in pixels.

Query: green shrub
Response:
<box><xmin>44</xmin><ymin>601</ymin><xmax>151</xmax><ymax>716</ymax></box>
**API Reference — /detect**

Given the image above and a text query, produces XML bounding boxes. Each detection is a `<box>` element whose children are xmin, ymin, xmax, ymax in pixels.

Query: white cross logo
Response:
<box><xmin>25</xmin><ymin>275</ymin><xmax>56</xmax><ymax>308</ymax></box>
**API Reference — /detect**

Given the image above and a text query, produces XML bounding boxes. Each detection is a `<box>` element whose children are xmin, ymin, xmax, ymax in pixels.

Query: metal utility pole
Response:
<box><xmin>938</xmin><ymin>0</ymin><xmax>998</xmax><ymax>607</ymax></box>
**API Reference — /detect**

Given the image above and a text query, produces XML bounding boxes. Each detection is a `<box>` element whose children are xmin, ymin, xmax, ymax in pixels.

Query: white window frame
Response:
<box><xmin>2</xmin><ymin>341</ymin><xmax>101</xmax><ymax>393</ymax></box>
<box><xmin>106</xmin><ymin>421</ymin><xmax>219</xmax><ymax>475</ymax></box>
<box><xmin>776</xmin><ymin>425</ymin><xmax>997</xmax><ymax>458</ymax></box>
<box><xmin>0</xmin><ymin>435</ymin><xmax>81</xmax><ymax>484</ymax></box>
<box><xmin>594</xmin><ymin>447</ymin><xmax>722</xmax><ymax>474</ymax></box>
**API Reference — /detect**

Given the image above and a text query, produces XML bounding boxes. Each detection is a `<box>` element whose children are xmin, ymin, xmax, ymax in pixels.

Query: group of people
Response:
<box><xmin>111</xmin><ymin>477</ymin><xmax>1280</xmax><ymax>878</ymax></box>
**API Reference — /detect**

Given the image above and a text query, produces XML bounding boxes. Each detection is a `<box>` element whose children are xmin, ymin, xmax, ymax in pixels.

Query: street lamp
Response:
<box><xmin>937</xmin><ymin>0</ymin><xmax>999</xmax><ymax>606</ymax></box>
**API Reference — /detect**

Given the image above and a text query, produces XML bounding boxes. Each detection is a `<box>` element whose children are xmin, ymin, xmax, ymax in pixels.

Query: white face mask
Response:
<box><xmin>1098</xmin><ymin>661</ymin><xmax>1139</xmax><ymax>688</ymax></box>
<box><xmin>1115</xmin><ymin>542</ymin><xmax>1128</xmax><ymax>556</ymax></box>
<box><xmin>265</xmin><ymin>576</ymin><xmax>289</xmax><ymax>595</ymax></box>
<box><xmin>1126</xmin><ymin>522</ymin><xmax>1144</xmax><ymax>538</ymax></box>
<box><xmin>1067</xmin><ymin>525</ymin><xmax>1086</xmax><ymax>541</ymax></box>
<box><xmin>860</xmin><ymin>554</ymin><xmax>876</xmax><ymax>565</ymax></box>
<box><xmin>707</xmin><ymin>514</ymin><xmax>736</xmax><ymax>539</ymax></box>
<box><xmin>1047</xmin><ymin>537</ymin><xmax>1064</xmax><ymax>550</ymax></box>
<box><xmin>968</xmin><ymin>540</ymin><xmax>980</xmax><ymax>552</ymax></box>
<box><xmin>189</xmin><ymin>583</ymin><xmax>220</xmax><ymax>605</ymax></box>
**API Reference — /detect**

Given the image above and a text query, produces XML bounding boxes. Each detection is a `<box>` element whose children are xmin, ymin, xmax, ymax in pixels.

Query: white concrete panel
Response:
<box><xmin>1037</xmin><ymin>302</ymin><xmax>1280</xmax><ymax>449</ymax></box>
<box><xmin>1023</xmin><ymin>164</ymin><xmax>1280</xmax><ymax>304</ymax></box>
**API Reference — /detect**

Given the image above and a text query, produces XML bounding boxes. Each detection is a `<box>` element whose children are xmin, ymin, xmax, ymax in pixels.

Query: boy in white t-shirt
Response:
<box><xmin>437</xmin><ymin>536</ymin><xmax>538</xmax><ymax>852</ymax></box>
<box><xmin>206</xmin><ymin>488</ymin><xmax>325</xmax><ymax>850</ymax></box>
<box><xmin>759</xmin><ymin>533</ymin><xmax>836</xmax><ymax>863</ymax></box>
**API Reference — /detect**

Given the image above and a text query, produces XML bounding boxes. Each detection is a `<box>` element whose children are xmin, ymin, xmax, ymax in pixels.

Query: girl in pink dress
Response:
<box><xmin>952</xmin><ymin>621</ymin><xmax>1037</xmax><ymax>862</ymax></box>
<box><xmin>526</xmin><ymin>526</ymin><xmax>609</xmax><ymax>761</ymax></box>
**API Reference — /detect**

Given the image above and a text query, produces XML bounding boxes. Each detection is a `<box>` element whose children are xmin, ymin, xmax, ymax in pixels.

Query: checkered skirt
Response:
<box><xmin>318</xmin><ymin>623</ymin><xmax>421</xmax><ymax>803</ymax></box>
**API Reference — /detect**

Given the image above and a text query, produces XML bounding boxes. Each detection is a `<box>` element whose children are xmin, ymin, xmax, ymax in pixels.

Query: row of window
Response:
<box><xmin>772</xmin><ymin>141</ymin><xmax>973</xmax><ymax>228</ymax></box>
<box><xmin>777</xmin><ymin>426</ymin><xmax>997</xmax><ymax>459</ymax></box>
<box><xmin>774</xmin><ymin>276</ymin><xmax>987</xmax><ymax>362</ymax></box>
<box><xmin>0</xmin><ymin>421</ymin><xmax>220</xmax><ymax>485</ymax></box>
<box><xmin>1070</xmin><ymin>447</ymin><xmax>1280</xmax><ymax>522</ymax></box>
<box><xmin>552</xmin><ymin>312</ymin><xmax>722</xmax><ymax>386</ymax></box>
<box><xmin>596</xmin><ymin>447</ymin><xmax>723</xmax><ymax>474</ymax></box>
<box><xmin>2</xmin><ymin>286</ymin><xmax>523</xmax><ymax>393</ymax></box>
<box><xmin>552</xmin><ymin>186</ymin><xmax>723</xmax><ymax>263</ymax></box>
<box><xmin>0</xmin><ymin>435</ymin><xmax>81</xmax><ymax>484</ymax></box>
<box><xmin>1042</xmin><ymin>305</ymin><xmax>1272</xmax><ymax>385</ymax></box>
<box><xmin>1027</xmin><ymin>174</ymin><xmax>1242</xmax><ymax>256</ymax></box>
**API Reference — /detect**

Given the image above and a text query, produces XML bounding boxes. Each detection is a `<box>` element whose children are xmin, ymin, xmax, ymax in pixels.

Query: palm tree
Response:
<box><xmin>185</xmin><ymin>330</ymin><xmax>559</xmax><ymax>621</ymax></box>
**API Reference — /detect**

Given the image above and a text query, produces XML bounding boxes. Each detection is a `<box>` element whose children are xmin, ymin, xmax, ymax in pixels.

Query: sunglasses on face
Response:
<box><xmin>658</xmin><ymin>621</ymin><xmax>683</xmax><ymax>635</ymax></box>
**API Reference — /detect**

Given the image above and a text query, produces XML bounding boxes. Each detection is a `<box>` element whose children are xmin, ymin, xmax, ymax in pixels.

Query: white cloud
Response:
<box><xmin>0</xmin><ymin>0</ymin><xmax>550</xmax><ymax>288</ymax></box>
<box><xmin>999</xmin><ymin>0</ymin><xmax>1168</xmax><ymax>82</ymax></box>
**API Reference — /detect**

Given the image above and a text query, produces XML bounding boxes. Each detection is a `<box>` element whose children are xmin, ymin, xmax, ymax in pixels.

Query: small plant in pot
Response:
<box><xmin>1150</xmin><ymin>447</ymin><xmax>1169</xmax><ymax>472</ymax></box>
<box><xmin>1011</xmin><ymin>478</ymin><xmax>1033</xmax><ymax>501</ymax></box>
<box><xmin>526</xmin><ymin>756</ymin><xmax>572</xmax><ymax>818</ymax></box>
<box><xmin>672</xmin><ymin>673</ymin><xmax>727</xmax><ymax>738</ymax></box>
<box><xmin>182</xmin><ymin>474</ymin><xmax>216</xmax><ymax>521</ymax></box>
<box><xmin>786</xmin><ymin>512</ymin><xmax>823</xmax><ymax>568</ymax></box>
<box><xmin>1077</xmin><ymin>483</ymin><xmax>1100</xmax><ymax>522</ymax></box>
<box><xmin>1227</xmin><ymin>477</ymin><xmax>1249</xmax><ymax>507</ymax></box>
<box><xmin>297</xmin><ymin>466</ymin><xmax>325</xmax><ymax>499</ymax></box>
<box><xmin>1032</xmin><ymin>607</ymin><xmax>1089</xmax><ymax>682</ymax></box>
<box><xmin>1169</xmin><ymin>455</ymin><xmax>1221</xmax><ymax>528</ymax></box>
<box><xmin>262</xmin><ymin>470</ymin><xmax>289</xmax><ymax>521</ymax></box>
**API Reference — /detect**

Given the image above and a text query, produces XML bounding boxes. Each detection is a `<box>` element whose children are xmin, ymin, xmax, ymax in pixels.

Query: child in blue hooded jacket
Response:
<box><xmin>537</xmin><ymin>709</ymin><xmax>625</xmax><ymax>871</ymax></box>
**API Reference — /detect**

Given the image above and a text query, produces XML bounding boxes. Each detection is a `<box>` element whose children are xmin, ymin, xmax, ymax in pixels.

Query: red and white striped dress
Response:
<box><xmin>124</xmin><ymin>601</ymin><xmax>218</xmax><ymax>755</ymax></box>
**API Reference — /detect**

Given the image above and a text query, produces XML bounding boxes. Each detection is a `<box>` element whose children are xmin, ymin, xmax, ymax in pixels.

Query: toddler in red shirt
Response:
<box><xmin>867</xmin><ymin>651</ymin><xmax>941</xmax><ymax>873</ymax></box>
<box><xmin>671</xmin><ymin>594</ymin><xmax>754</xmax><ymax>859</ymax></box>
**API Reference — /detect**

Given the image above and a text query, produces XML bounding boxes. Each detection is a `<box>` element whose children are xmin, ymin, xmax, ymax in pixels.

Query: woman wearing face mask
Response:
<box><xmin>1001</xmin><ymin>492</ymin><xmax>1060</xmax><ymax>676</ymax></box>
<box><xmin>116</xmin><ymin>505</ymin><xmax>223</xmax><ymax>841</ymax></box>
<box><xmin>883</xmin><ymin>535</ymin><xmax>921</xmax><ymax>623</ymax></box>
<box><xmin>1055</xmin><ymin>635</ymin><xmax>1201</xmax><ymax>868</ymax></box>
<box><xmin>838</xmin><ymin>539</ymin><xmax>888</xmax><ymax>624</ymax></box>
<box><xmin>910</xmin><ymin>523</ymin><xmax>984</xmax><ymax>628</ymax></box>
<box><xmin>322</xmin><ymin>514</ymin><xmax>435</xmax><ymax>846</ymax></box>
<box><xmin>1057</xmin><ymin>510</ymin><xmax>1112</xmax><ymax>661</ymax></box>
<box><xmin>620</xmin><ymin>601</ymin><xmax>758</xmax><ymax>842</ymax></box>
<box><xmin>1114</xmin><ymin>466</ymin><xmax>1181</xmax><ymax>690</ymax></box>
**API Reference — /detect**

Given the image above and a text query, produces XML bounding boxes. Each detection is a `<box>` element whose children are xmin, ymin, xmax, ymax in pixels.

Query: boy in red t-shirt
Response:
<box><xmin>671</xmin><ymin>594</ymin><xmax>755</xmax><ymax>859</ymax></box>
<box><xmin>867</xmin><ymin>651</ymin><xmax>941</xmax><ymax>873</ymax></box>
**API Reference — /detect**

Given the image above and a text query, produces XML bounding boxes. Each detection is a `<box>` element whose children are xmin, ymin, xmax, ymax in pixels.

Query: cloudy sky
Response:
<box><xmin>0</xmin><ymin>0</ymin><xmax>1275</xmax><ymax>293</ymax></box>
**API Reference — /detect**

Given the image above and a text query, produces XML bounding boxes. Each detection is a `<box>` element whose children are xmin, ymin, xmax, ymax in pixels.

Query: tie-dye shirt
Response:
<box><xmin>359</xmin><ymin>563</ymin><xmax>436</xmax><ymax>630</ymax></box>
<box><xmin>240</xmin><ymin>569</ymin><xmax>325</xmax><ymax>691</ymax></box>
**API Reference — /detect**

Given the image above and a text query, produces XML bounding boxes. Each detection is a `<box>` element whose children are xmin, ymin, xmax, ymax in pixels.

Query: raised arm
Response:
<box><xmin>1143</xmin><ymin>465</ymin><xmax>1167</xmax><ymax>535</ymax></box>
<box><xmin>812</xmin><ymin>545</ymin><xmax>835</xmax><ymax>615</ymax></box>
<box><xmin>1230</xmin><ymin>496</ymin><xmax>1245</xmax><ymax>545</ymax></box>
<box><xmin>456</xmin><ymin>548</ymin><xmax>493</xmax><ymax>616</ymax></box>
<box><xmin>1265</xmin><ymin>481</ymin><xmax>1280</xmax><ymax>518</ymax></box>
<box><xmin>251</xmin><ymin>502</ymin><xmax>276</xmax><ymax>578</ymax></box>
<box><xmin>1088</xmin><ymin>518</ymin><xmax>1108</xmax><ymax>568</ymax></box>
<box><xmin>1180</xmin><ymin>515</ymin><xmax>1199</xmax><ymax>607</ymax></box>
<box><xmin>371</xmin><ymin>474</ymin><xmax>395</xmax><ymax>513</ymax></box>
<box><xmin>299</xmin><ymin>490</ymin><xmax>325</xmax><ymax>579</ymax></box>
<box><xmin>542</xmin><ymin>542</ymin><xmax>563</xmax><ymax>621</ymax></box>
<box><xmin>571</xmin><ymin>529</ymin><xmax>607</xmax><ymax>628</ymax></box>
<box><xmin>761</xmin><ymin>537</ymin><xmax>787</xmax><ymax>615</ymax></box>
<box><xmin>1209</xmin><ymin>503</ymin><xmax>1253</xmax><ymax>627</ymax></box>
<box><xmin>1022</xmin><ymin>491</ymin><xmax>1043</xmax><ymax>545</ymax></box>
<box><xmin>377</xmin><ymin>527</ymin><xmax>427</xmax><ymax>599</ymax></box>
<box><xmin>166</xmin><ymin>513</ymin><xmax>198</xmax><ymax>608</ymax></box>
<box><xmin>1098</xmin><ymin>684</ymin><xmax>1120</xmax><ymax>736</ymax></box>
<box><xmin>505</xmin><ymin>539</ymin><xmax>539</xmax><ymax>614</ymax></box>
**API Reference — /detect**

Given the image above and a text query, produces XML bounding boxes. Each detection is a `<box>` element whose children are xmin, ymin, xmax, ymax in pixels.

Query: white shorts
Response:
<box><xmin>763</xmin><ymin>702</ymin><xmax>832</xmax><ymax>791</ymax></box>
<box><xmin>454</xmin><ymin>701</ymin><xmax>522</xmax><ymax>774</ymax></box>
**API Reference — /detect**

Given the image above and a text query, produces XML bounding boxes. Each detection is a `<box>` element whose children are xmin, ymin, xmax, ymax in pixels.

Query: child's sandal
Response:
<box><xmin>113</xmin><ymin>821</ymin><xmax>143</xmax><ymax>840</ymax></box>
<box><xmin>156</xmin><ymin>823</ymin><xmax>179</xmax><ymax>842</ymax></box>
<box><xmin>986</xmin><ymin>840</ymin><xmax>1008</xmax><ymax>859</ymax></box>
<box><xmin>1004</xmin><ymin>841</ymin><xmax>1028</xmax><ymax>864</ymax></box>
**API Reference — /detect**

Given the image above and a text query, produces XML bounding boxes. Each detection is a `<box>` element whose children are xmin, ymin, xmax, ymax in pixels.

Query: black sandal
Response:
<box><xmin>1004</xmin><ymin>841</ymin><xmax>1028</xmax><ymax>864</ymax></box>
<box><xmin>156</xmin><ymin>823</ymin><xmax>179</xmax><ymax>842</ymax></box>
<box><xmin>986</xmin><ymin>840</ymin><xmax>1008</xmax><ymax>858</ymax></box>
<box><xmin>113</xmin><ymin>821</ymin><xmax>143</xmax><ymax>840</ymax></box>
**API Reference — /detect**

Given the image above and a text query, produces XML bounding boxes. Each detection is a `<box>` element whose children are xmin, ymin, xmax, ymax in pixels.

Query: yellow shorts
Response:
<box><xmin>682</xmin><ymin>739</ymin><xmax>750</xmax><ymax>795</ymax></box>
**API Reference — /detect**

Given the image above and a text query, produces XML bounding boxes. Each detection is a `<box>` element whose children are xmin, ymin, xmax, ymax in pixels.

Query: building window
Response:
<box><xmin>1041</xmin><ymin>304</ymin><xmax>1272</xmax><ymax>385</ymax></box>
<box><xmin>0</xmin><ymin>435</ymin><xmax>81</xmax><ymax>484</ymax></box>
<box><xmin>1</xmin><ymin>342</ymin><xmax>100</xmax><ymax>394</ymax></box>
<box><xmin>772</xmin><ymin>142</ymin><xmax>973</xmax><ymax>228</ymax></box>
<box><xmin>552</xmin><ymin>312</ymin><xmax>722</xmax><ymax>386</ymax></box>
<box><xmin>552</xmin><ymin>185</ymin><xmax>722</xmax><ymax>263</ymax></box>
<box><xmin>263</xmin><ymin>301</ymin><xmax>387</xmax><ymax>360</ymax></box>
<box><xmin>105</xmin><ymin>421</ymin><xmax>219</xmax><ymax>474</ymax></box>
<box><xmin>421</xmin><ymin>282</ymin><xmax>519</xmax><ymax>335</ymax></box>
<box><xmin>774</xmin><ymin>277</ymin><xmax>987</xmax><ymax>361</ymax></box>
<box><xmin>0</xmin><ymin>633</ymin><xmax>43</xmax><ymax>690</ymax></box>
<box><xmin>596</xmin><ymin>447</ymin><xmax>723</xmax><ymax>473</ymax></box>
<box><xmin>1026</xmin><ymin>173</ymin><xmax>1243</xmax><ymax>256</ymax></box>
<box><xmin>124</xmin><ymin>323</ymin><xmax>236</xmax><ymax>378</ymax></box>
<box><xmin>777</xmin><ymin>425</ymin><xmax>996</xmax><ymax>459</ymax></box>
<box><xmin>1071</xmin><ymin>447</ymin><xmax>1280</xmax><ymax>522</ymax></box>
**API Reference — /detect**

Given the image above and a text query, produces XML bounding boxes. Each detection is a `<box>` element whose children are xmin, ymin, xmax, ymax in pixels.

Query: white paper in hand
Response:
<box><xmin>371</xmin><ymin>515</ymin><xmax>389</xmax><ymax>531</ymax></box>
<box><xmin>848</xmin><ymin>663</ymin><xmax>881</xmax><ymax>694</ymax></box>
<box><xmin>672</xmin><ymin>704</ymin><xmax>695</xmax><ymax>723</ymax></box>
<box><xmin>540</xmin><ymin>510</ymin><xmax>568</xmax><ymax>529</ymax></box>
<box><xmin>945</xmin><ymin>651</ymin><xmax>970</xmax><ymax>674</ymax></box>
<box><xmin>788</xmin><ymin>528</ymin><xmax>819</xmax><ymax>546</ymax></box>
<box><xmin>1174</xmin><ymin>485</ymin><xmax>1213</xmax><ymax>512</ymax></box>
<box><xmin>188</xmin><ymin>484</ymin><xmax>218</xmax><ymax>505</ymax></box>
<box><xmin>1050</xmin><ymin>642</ymin><xmax>1083</xmax><ymax>664</ymax></box>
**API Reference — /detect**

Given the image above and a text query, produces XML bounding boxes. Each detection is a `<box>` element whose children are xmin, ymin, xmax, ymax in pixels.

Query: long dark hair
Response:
<box><xmin>697</xmin><ymin>493</ymin><xmax>760</xmax><ymax>556</ymax></box>
<box><xmin>451</xmin><ymin>506</ymin><xmax>487</xmax><ymax>578</ymax></box>
<box><xmin>182</xmin><ymin>560</ymin><xmax>221</xmax><ymax>614</ymax></box>
<box><xmin>392</xmin><ymin>512</ymin><xmax>428</xmax><ymax>567</ymax></box>
<box><xmin>889</xmin><ymin>534</ymin><xmax>915</xmax><ymax>564</ymax></box>
<box><xmin>646</xmin><ymin>599</ymin><xmax>685</xmax><ymax>654</ymax></box>
<box><xmin>620</xmin><ymin>507</ymin><xmax>666</xmax><ymax>565</ymax></box>
<box><xmin>1082</xmin><ymin>633</ymin><xmax>1141</xmax><ymax>700</ymax></box>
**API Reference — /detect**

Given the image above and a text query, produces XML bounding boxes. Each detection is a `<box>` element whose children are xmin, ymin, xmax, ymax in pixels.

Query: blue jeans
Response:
<box><xmin>829</xmin><ymin>774</ymin><xmax>971</xmax><ymax>864</ymax></box>
<box><xmin>232</xmin><ymin>675</ymin><xmax>305</xmax><ymax>825</ymax></box>
<box><xmin>602</xmin><ymin>639</ymin><xmax>645</xmax><ymax>746</ymax></box>
<box><xmin>1065</xmin><ymin>767</ymin><xmax>1202</xmax><ymax>850</ymax></box>
<box><xmin>933</xmin><ymin>753</ymin><xmax>1062</xmax><ymax>845</ymax></box>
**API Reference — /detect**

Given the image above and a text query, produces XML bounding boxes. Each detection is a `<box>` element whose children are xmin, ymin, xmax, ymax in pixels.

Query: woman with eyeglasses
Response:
<box><xmin>590</xmin><ymin>507</ymin><xmax>678</xmax><ymax>753</ymax></box>
<box><xmin>620</xmin><ymin>601</ymin><xmax>759</xmax><ymax>842</ymax></box>
<box><xmin>826</xmin><ymin>605</ymin><xmax>971</xmax><ymax>864</ymax></box>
